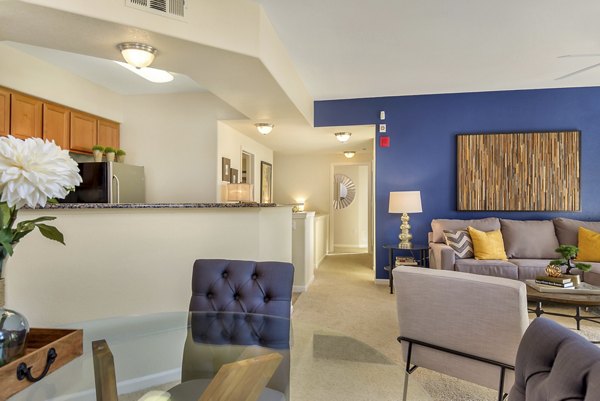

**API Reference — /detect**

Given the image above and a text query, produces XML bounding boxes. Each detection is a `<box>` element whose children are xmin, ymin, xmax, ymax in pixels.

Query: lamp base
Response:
<box><xmin>398</xmin><ymin>213</ymin><xmax>413</xmax><ymax>249</ymax></box>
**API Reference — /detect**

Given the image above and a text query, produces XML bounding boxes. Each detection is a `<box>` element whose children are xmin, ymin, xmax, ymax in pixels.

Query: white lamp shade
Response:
<box><xmin>227</xmin><ymin>183</ymin><xmax>253</xmax><ymax>202</ymax></box>
<box><xmin>335</xmin><ymin>132</ymin><xmax>352</xmax><ymax>143</ymax></box>
<box><xmin>389</xmin><ymin>191</ymin><xmax>422</xmax><ymax>213</ymax></box>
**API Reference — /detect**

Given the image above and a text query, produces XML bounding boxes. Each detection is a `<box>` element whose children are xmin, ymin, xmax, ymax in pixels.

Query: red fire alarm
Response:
<box><xmin>379</xmin><ymin>135</ymin><xmax>390</xmax><ymax>148</ymax></box>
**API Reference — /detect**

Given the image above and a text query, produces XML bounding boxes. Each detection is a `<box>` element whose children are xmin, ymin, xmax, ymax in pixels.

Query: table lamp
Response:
<box><xmin>388</xmin><ymin>191</ymin><xmax>422</xmax><ymax>248</ymax></box>
<box><xmin>227</xmin><ymin>183</ymin><xmax>253</xmax><ymax>202</ymax></box>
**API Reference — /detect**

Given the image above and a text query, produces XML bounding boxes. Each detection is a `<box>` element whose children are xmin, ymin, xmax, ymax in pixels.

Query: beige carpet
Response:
<box><xmin>291</xmin><ymin>253</ymin><xmax>600</xmax><ymax>401</ymax></box>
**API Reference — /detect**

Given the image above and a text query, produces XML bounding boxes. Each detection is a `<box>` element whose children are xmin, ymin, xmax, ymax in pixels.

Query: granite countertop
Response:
<box><xmin>39</xmin><ymin>202</ymin><xmax>279</xmax><ymax>209</ymax></box>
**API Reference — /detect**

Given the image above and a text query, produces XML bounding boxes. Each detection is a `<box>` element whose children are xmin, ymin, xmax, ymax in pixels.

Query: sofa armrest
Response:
<box><xmin>429</xmin><ymin>243</ymin><xmax>456</xmax><ymax>270</ymax></box>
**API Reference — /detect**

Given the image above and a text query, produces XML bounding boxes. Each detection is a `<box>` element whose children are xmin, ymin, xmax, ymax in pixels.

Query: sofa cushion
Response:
<box><xmin>454</xmin><ymin>259</ymin><xmax>518</xmax><ymax>279</ymax></box>
<box><xmin>553</xmin><ymin>217</ymin><xmax>600</xmax><ymax>246</ymax></box>
<box><xmin>508</xmin><ymin>259</ymin><xmax>553</xmax><ymax>280</ymax></box>
<box><xmin>582</xmin><ymin>263</ymin><xmax>600</xmax><ymax>286</ymax></box>
<box><xmin>442</xmin><ymin>229</ymin><xmax>474</xmax><ymax>259</ymax></box>
<box><xmin>577</xmin><ymin>227</ymin><xmax>600</xmax><ymax>262</ymax></box>
<box><xmin>468</xmin><ymin>227</ymin><xmax>508</xmax><ymax>260</ymax></box>
<box><xmin>431</xmin><ymin>217</ymin><xmax>500</xmax><ymax>243</ymax></box>
<box><xmin>500</xmin><ymin>219</ymin><xmax>560</xmax><ymax>259</ymax></box>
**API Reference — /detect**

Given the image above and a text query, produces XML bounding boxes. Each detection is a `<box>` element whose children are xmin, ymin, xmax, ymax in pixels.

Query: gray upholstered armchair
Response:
<box><xmin>181</xmin><ymin>259</ymin><xmax>294</xmax><ymax>398</ymax></box>
<box><xmin>509</xmin><ymin>317</ymin><xmax>600</xmax><ymax>400</ymax></box>
<box><xmin>393</xmin><ymin>266</ymin><xmax>529</xmax><ymax>401</ymax></box>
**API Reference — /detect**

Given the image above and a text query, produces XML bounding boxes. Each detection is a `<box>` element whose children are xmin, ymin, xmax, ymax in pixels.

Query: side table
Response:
<box><xmin>383</xmin><ymin>244</ymin><xmax>429</xmax><ymax>294</ymax></box>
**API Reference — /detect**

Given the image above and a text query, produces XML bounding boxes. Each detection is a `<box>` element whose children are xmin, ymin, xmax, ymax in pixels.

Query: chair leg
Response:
<box><xmin>402</xmin><ymin>341</ymin><xmax>414</xmax><ymax>401</ymax></box>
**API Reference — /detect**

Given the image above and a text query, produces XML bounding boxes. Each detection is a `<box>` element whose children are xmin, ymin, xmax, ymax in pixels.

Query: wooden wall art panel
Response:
<box><xmin>456</xmin><ymin>131</ymin><xmax>580</xmax><ymax>211</ymax></box>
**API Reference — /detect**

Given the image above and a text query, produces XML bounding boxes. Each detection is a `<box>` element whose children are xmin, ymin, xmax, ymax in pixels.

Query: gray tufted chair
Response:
<box><xmin>509</xmin><ymin>317</ymin><xmax>600</xmax><ymax>400</ymax></box>
<box><xmin>189</xmin><ymin>259</ymin><xmax>294</xmax><ymax>318</ymax></box>
<box><xmin>181</xmin><ymin>259</ymin><xmax>294</xmax><ymax>398</ymax></box>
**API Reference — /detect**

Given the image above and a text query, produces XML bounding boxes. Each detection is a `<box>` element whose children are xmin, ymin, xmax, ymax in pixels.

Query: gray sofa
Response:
<box><xmin>429</xmin><ymin>217</ymin><xmax>600</xmax><ymax>285</ymax></box>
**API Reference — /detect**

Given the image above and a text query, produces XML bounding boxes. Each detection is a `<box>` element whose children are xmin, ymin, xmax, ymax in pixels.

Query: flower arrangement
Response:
<box><xmin>0</xmin><ymin>136</ymin><xmax>82</xmax><ymax>257</ymax></box>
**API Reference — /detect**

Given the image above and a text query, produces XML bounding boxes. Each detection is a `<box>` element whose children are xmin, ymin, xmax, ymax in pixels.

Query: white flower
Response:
<box><xmin>0</xmin><ymin>136</ymin><xmax>82</xmax><ymax>209</ymax></box>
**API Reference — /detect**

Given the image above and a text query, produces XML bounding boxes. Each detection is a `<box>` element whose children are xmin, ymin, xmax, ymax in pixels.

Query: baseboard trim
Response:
<box><xmin>293</xmin><ymin>274</ymin><xmax>315</xmax><ymax>293</ymax></box>
<box><xmin>374</xmin><ymin>279</ymin><xmax>389</xmax><ymax>285</ymax></box>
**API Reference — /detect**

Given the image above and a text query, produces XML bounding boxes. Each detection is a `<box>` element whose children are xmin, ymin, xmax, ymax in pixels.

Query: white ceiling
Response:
<box><xmin>255</xmin><ymin>0</ymin><xmax>600</xmax><ymax>100</ymax></box>
<box><xmin>5</xmin><ymin>41</ymin><xmax>204</xmax><ymax>95</ymax></box>
<box><xmin>17</xmin><ymin>1</ymin><xmax>600</xmax><ymax>153</ymax></box>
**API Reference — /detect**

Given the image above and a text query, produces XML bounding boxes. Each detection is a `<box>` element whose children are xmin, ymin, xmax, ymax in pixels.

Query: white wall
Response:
<box><xmin>122</xmin><ymin>93</ymin><xmax>243</xmax><ymax>203</ymax></box>
<box><xmin>8</xmin><ymin>206</ymin><xmax>292</xmax><ymax>326</ymax></box>
<box><xmin>333</xmin><ymin>165</ymin><xmax>369</xmax><ymax>248</ymax></box>
<box><xmin>0</xmin><ymin>43</ymin><xmax>123</xmax><ymax>121</ymax></box>
<box><xmin>273</xmin><ymin>152</ymin><xmax>373</xmax><ymax>214</ymax></box>
<box><xmin>217</xmin><ymin>122</ymin><xmax>274</xmax><ymax>202</ymax></box>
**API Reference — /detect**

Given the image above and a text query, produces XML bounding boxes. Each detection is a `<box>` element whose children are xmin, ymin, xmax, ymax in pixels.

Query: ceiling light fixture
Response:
<box><xmin>255</xmin><ymin>123</ymin><xmax>274</xmax><ymax>135</ymax></box>
<box><xmin>343</xmin><ymin>151</ymin><xmax>356</xmax><ymax>159</ymax></box>
<box><xmin>118</xmin><ymin>42</ymin><xmax>157</xmax><ymax>68</ymax></box>
<box><xmin>335</xmin><ymin>132</ymin><xmax>352</xmax><ymax>143</ymax></box>
<box><xmin>114</xmin><ymin>61</ymin><xmax>174</xmax><ymax>83</ymax></box>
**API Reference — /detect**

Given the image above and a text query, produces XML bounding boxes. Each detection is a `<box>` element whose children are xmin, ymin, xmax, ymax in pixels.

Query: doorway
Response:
<box><xmin>330</xmin><ymin>163</ymin><xmax>372</xmax><ymax>255</ymax></box>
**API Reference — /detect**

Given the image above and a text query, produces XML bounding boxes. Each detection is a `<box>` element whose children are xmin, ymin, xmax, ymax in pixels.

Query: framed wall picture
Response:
<box><xmin>260</xmin><ymin>161</ymin><xmax>273</xmax><ymax>203</ymax></box>
<box><xmin>456</xmin><ymin>131</ymin><xmax>580</xmax><ymax>211</ymax></box>
<box><xmin>221</xmin><ymin>157</ymin><xmax>231</xmax><ymax>182</ymax></box>
<box><xmin>230</xmin><ymin>168</ymin><xmax>238</xmax><ymax>184</ymax></box>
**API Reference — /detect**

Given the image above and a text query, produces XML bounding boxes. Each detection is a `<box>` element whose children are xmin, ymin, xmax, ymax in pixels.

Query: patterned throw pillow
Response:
<box><xmin>443</xmin><ymin>229</ymin><xmax>474</xmax><ymax>259</ymax></box>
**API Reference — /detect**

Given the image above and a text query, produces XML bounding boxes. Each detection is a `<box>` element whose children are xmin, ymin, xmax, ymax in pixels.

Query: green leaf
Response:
<box><xmin>47</xmin><ymin>198</ymin><xmax>59</xmax><ymax>205</ymax></box>
<box><xmin>12</xmin><ymin>225</ymin><xmax>34</xmax><ymax>243</ymax></box>
<box><xmin>0</xmin><ymin>203</ymin><xmax>10</xmax><ymax>229</ymax></box>
<box><xmin>18</xmin><ymin>216</ymin><xmax>57</xmax><ymax>226</ymax></box>
<box><xmin>36</xmin><ymin>224</ymin><xmax>65</xmax><ymax>245</ymax></box>
<box><xmin>575</xmin><ymin>262</ymin><xmax>593</xmax><ymax>272</ymax></box>
<box><xmin>549</xmin><ymin>259</ymin><xmax>564</xmax><ymax>266</ymax></box>
<box><xmin>0</xmin><ymin>241</ymin><xmax>13</xmax><ymax>256</ymax></box>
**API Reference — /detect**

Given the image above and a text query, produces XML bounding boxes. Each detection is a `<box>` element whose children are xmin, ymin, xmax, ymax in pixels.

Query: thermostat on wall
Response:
<box><xmin>379</xmin><ymin>124</ymin><xmax>386</xmax><ymax>133</ymax></box>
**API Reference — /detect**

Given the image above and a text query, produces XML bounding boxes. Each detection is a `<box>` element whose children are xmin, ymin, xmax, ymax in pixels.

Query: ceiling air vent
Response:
<box><xmin>125</xmin><ymin>0</ymin><xmax>186</xmax><ymax>20</ymax></box>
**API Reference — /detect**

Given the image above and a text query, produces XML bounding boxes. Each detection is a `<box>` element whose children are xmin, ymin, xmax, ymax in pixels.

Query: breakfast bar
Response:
<box><xmin>5</xmin><ymin>203</ymin><xmax>292</xmax><ymax>326</ymax></box>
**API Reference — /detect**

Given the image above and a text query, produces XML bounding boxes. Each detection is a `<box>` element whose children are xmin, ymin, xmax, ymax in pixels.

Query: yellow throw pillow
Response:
<box><xmin>577</xmin><ymin>227</ymin><xmax>600</xmax><ymax>262</ymax></box>
<box><xmin>467</xmin><ymin>226</ymin><xmax>508</xmax><ymax>260</ymax></box>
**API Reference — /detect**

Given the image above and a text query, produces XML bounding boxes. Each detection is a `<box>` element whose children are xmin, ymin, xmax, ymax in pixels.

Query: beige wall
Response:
<box><xmin>273</xmin><ymin>152</ymin><xmax>373</xmax><ymax>214</ymax></box>
<box><xmin>217</xmin><ymin>122</ymin><xmax>274</xmax><ymax>202</ymax></box>
<box><xmin>9</xmin><ymin>206</ymin><xmax>292</xmax><ymax>326</ymax></box>
<box><xmin>122</xmin><ymin>93</ymin><xmax>243</xmax><ymax>203</ymax></box>
<box><xmin>0</xmin><ymin>43</ymin><xmax>123</xmax><ymax>121</ymax></box>
<box><xmin>333</xmin><ymin>164</ymin><xmax>369</xmax><ymax>248</ymax></box>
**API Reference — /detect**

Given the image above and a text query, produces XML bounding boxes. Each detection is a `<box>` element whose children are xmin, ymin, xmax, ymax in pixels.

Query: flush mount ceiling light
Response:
<box><xmin>335</xmin><ymin>132</ymin><xmax>352</xmax><ymax>143</ymax></box>
<box><xmin>255</xmin><ymin>123</ymin><xmax>274</xmax><ymax>135</ymax></box>
<box><xmin>114</xmin><ymin>61</ymin><xmax>174</xmax><ymax>83</ymax></box>
<box><xmin>118</xmin><ymin>42</ymin><xmax>157</xmax><ymax>68</ymax></box>
<box><xmin>343</xmin><ymin>151</ymin><xmax>356</xmax><ymax>159</ymax></box>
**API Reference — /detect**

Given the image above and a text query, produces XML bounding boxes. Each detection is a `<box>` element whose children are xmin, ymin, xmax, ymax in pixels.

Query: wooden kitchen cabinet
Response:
<box><xmin>0</xmin><ymin>88</ymin><xmax>9</xmax><ymax>136</ymax></box>
<box><xmin>43</xmin><ymin>103</ymin><xmax>70</xmax><ymax>149</ymax></box>
<box><xmin>70</xmin><ymin>111</ymin><xmax>97</xmax><ymax>153</ymax></box>
<box><xmin>97</xmin><ymin>118</ymin><xmax>120</xmax><ymax>149</ymax></box>
<box><xmin>10</xmin><ymin>93</ymin><xmax>42</xmax><ymax>139</ymax></box>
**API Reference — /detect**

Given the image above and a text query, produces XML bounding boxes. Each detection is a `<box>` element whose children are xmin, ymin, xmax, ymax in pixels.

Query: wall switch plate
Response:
<box><xmin>379</xmin><ymin>124</ymin><xmax>386</xmax><ymax>133</ymax></box>
<box><xmin>380</xmin><ymin>111</ymin><xmax>385</xmax><ymax>120</ymax></box>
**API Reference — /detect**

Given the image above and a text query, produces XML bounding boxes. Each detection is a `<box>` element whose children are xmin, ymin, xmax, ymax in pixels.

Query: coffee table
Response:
<box><xmin>526</xmin><ymin>285</ymin><xmax>600</xmax><ymax>330</ymax></box>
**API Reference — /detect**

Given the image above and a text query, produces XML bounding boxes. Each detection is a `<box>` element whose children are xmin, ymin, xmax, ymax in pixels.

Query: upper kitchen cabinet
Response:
<box><xmin>43</xmin><ymin>103</ymin><xmax>70</xmax><ymax>149</ymax></box>
<box><xmin>0</xmin><ymin>88</ymin><xmax>9</xmax><ymax>136</ymax></box>
<box><xmin>97</xmin><ymin>118</ymin><xmax>120</xmax><ymax>149</ymax></box>
<box><xmin>70</xmin><ymin>111</ymin><xmax>97</xmax><ymax>153</ymax></box>
<box><xmin>10</xmin><ymin>93</ymin><xmax>42</xmax><ymax>139</ymax></box>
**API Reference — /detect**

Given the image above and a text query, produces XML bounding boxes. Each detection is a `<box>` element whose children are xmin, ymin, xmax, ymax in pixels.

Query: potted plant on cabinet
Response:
<box><xmin>116</xmin><ymin>149</ymin><xmax>126</xmax><ymax>163</ymax></box>
<box><xmin>104</xmin><ymin>147</ymin><xmax>116</xmax><ymax>162</ymax></box>
<box><xmin>92</xmin><ymin>145</ymin><xmax>104</xmax><ymax>162</ymax></box>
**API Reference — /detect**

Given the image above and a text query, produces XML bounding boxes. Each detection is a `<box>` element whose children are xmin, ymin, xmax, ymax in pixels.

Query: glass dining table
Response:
<box><xmin>9</xmin><ymin>311</ymin><xmax>415</xmax><ymax>401</ymax></box>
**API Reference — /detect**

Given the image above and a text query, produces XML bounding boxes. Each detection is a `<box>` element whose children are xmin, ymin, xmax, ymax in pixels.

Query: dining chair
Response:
<box><xmin>183</xmin><ymin>259</ymin><xmax>294</xmax><ymax>397</ymax></box>
<box><xmin>92</xmin><ymin>338</ymin><xmax>284</xmax><ymax>401</ymax></box>
<box><xmin>393</xmin><ymin>266</ymin><xmax>529</xmax><ymax>401</ymax></box>
<box><xmin>509</xmin><ymin>317</ymin><xmax>600</xmax><ymax>400</ymax></box>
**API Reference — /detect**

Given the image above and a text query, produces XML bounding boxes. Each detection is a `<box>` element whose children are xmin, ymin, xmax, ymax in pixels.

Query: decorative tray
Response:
<box><xmin>0</xmin><ymin>328</ymin><xmax>83</xmax><ymax>400</ymax></box>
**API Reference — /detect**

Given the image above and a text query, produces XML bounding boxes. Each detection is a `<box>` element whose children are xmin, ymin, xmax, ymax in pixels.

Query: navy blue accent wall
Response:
<box><xmin>314</xmin><ymin>87</ymin><xmax>600</xmax><ymax>280</ymax></box>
